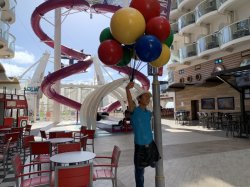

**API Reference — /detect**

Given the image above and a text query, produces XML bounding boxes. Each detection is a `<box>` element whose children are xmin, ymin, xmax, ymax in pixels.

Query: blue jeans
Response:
<box><xmin>135</xmin><ymin>166</ymin><xmax>144</xmax><ymax>187</ymax></box>
<box><xmin>134</xmin><ymin>145</ymin><xmax>146</xmax><ymax>187</ymax></box>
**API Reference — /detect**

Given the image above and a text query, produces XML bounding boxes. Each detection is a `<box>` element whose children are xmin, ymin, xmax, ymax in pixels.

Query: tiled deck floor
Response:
<box><xmin>1</xmin><ymin>119</ymin><xmax>250</xmax><ymax>187</ymax></box>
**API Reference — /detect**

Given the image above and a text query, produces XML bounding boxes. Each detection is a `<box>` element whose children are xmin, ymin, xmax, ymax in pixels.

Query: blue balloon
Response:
<box><xmin>135</xmin><ymin>35</ymin><xmax>162</xmax><ymax>62</ymax></box>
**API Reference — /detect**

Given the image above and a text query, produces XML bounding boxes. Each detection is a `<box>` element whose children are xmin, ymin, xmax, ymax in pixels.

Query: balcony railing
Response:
<box><xmin>171</xmin><ymin>0</ymin><xmax>178</xmax><ymax>11</ymax></box>
<box><xmin>178</xmin><ymin>10</ymin><xmax>195</xmax><ymax>31</ymax></box>
<box><xmin>167</xmin><ymin>70</ymin><xmax>175</xmax><ymax>84</ymax></box>
<box><xmin>171</xmin><ymin>22</ymin><xmax>178</xmax><ymax>34</ymax></box>
<box><xmin>8</xmin><ymin>33</ymin><xmax>15</xmax><ymax>52</ymax></box>
<box><xmin>195</xmin><ymin>0</ymin><xmax>217</xmax><ymax>20</ymax></box>
<box><xmin>9</xmin><ymin>0</ymin><xmax>16</xmax><ymax>16</ymax></box>
<box><xmin>0</xmin><ymin>21</ymin><xmax>10</xmax><ymax>42</ymax></box>
<box><xmin>179</xmin><ymin>43</ymin><xmax>197</xmax><ymax>61</ymax></box>
<box><xmin>171</xmin><ymin>50</ymin><xmax>180</xmax><ymax>62</ymax></box>
<box><xmin>177</xmin><ymin>0</ymin><xmax>184</xmax><ymax>6</ymax></box>
<box><xmin>216</xmin><ymin>0</ymin><xmax>228</xmax><ymax>9</ymax></box>
<box><xmin>197</xmin><ymin>32</ymin><xmax>219</xmax><ymax>54</ymax></box>
<box><xmin>219</xmin><ymin>18</ymin><xmax>250</xmax><ymax>46</ymax></box>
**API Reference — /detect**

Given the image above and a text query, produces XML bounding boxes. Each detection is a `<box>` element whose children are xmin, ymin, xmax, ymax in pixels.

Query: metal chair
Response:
<box><xmin>93</xmin><ymin>145</ymin><xmax>121</xmax><ymax>187</ymax></box>
<box><xmin>22</xmin><ymin>135</ymin><xmax>35</xmax><ymax>163</ymax></box>
<box><xmin>57</xmin><ymin>142</ymin><xmax>81</xmax><ymax>154</ymax></box>
<box><xmin>12</xmin><ymin>153</ymin><xmax>52</xmax><ymax>187</ymax></box>
<box><xmin>40</xmin><ymin>130</ymin><xmax>48</xmax><ymax>141</ymax></box>
<box><xmin>80</xmin><ymin>135</ymin><xmax>88</xmax><ymax>151</ymax></box>
<box><xmin>54</xmin><ymin>163</ymin><xmax>93</xmax><ymax>187</ymax></box>
<box><xmin>29</xmin><ymin>141</ymin><xmax>51</xmax><ymax>172</ymax></box>
<box><xmin>23</xmin><ymin>124</ymin><xmax>32</xmax><ymax>136</ymax></box>
<box><xmin>0</xmin><ymin>137</ymin><xmax>12</xmax><ymax>176</ymax></box>
<box><xmin>85</xmin><ymin>129</ymin><xmax>95</xmax><ymax>152</ymax></box>
<box><xmin>73</xmin><ymin>126</ymin><xmax>87</xmax><ymax>142</ymax></box>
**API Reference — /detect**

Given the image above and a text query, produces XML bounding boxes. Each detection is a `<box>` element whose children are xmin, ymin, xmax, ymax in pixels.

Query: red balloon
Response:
<box><xmin>146</xmin><ymin>16</ymin><xmax>171</xmax><ymax>42</ymax></box>
<box><xmin>98</xmin><ymin>40</ymin><xmax>123</xmax><ymax>65</ymax></box>
<box><xmin>130</xmin><ymin>0</ymin><xmax>160</xmax><ymax>22</ymax></box>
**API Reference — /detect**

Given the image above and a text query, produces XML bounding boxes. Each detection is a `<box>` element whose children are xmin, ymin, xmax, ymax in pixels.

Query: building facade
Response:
<box><xmin>167</xmin><ymin>0</ymin><xmax>250</xmax><ymax>120</ymax></box>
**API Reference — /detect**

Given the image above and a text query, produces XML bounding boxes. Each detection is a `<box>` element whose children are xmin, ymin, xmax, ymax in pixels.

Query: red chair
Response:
<box><xmin>23</xmin><ymin>124</ymin><xmax>32</xmax><ymax>136</ymax></box>
<box><xmin>49</xmin><ymin>131</ymin><xmax>65</xmax><ymax>139</ymax></box>
<box><xmin>55</xmin><ymin>163</ymin><xmax>93</xmax><ymax>187</ymax></box>
<box><xmin>4</xmin><ymin>132</ymin><xmax>20</xmax><ymax>154</ymax></box>
<box><xmin>12</xmin><ymin>153</ymin><xmax>52</xmax><ymax>187</ymax></box>
<box><xmin>85</xmin><ymin>129</ymin><xmax>95</xmax><ymax>152</ymax></box>
<box><xmin>0</xmin><ymin>137</ymin><xmax>12</xmax><ymax>176</ymax></box>
<box><xmin>30</xmin><ymin>141</ymin><xmax>51</xmax><ymax>171</ymax></box>
<box><xmin>40</xmin><ymin>130</ymin><xmax>48</xmax><ymax>141</ymax></box>
<box><xmin>73</xmin><ymin>126</ymin><xmax>87</xmax><ymax>142</ymax></box>
<box><xmin>56</xmin><ymin>132</ymin><xmax>73</xmax><ymax>138</ymax></box>
<box><xmin>93</xmin><ymin>145</ymin><xmax>121</xmax><ymax>187</ymax></box>
<box><xmin>11</xmin><ymin>127</ymin><xmax>24</xmax><ymax>144</ymax></box>
<box><xmin>80</xmin><ymin>135</ymin><xmax>88</xmax><ymax>151</ymax></box>
<box><xmin>22</xmin><ymin>135</ymin><xmax>35</xmax><ymax>163</ymax></box>
<box><xmin>57</xmin><ymin>142</ymin><xmax>81</xmax><ymax>154</ymax></box>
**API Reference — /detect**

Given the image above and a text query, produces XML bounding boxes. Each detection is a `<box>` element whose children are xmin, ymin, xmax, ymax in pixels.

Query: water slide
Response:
<box><xmin>31</xmin><ymin>0</ymin><xmax>150</xmax><ymax>126</ymax></box>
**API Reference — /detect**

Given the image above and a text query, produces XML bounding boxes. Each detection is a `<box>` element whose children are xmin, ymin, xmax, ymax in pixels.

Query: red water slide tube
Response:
<box><xmin>31</xmin><ymin>0</ymin><xmax>150</xmax><ymax>111</ymax></box>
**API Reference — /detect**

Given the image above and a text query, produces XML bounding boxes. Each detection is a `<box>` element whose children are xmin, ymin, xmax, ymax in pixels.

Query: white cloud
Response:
<box><xmin>1</xmin><ymin>63</ymin><xmax>26</xmax><ymax>77</ymax></box>
<box><xmin>12</xmin><ymin>50</ymin><xmax>36</xmax><ymax>64</ymax></box>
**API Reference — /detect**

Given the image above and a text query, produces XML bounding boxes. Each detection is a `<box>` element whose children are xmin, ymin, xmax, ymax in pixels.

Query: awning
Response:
<box><xmin>211</xmin><ymin>64</ymin><xmax>250</xmax><ymax>137</ymax></box>
<box><xmin>212</xmin><ymin>64</ymin><xmax>250</xmax><ymax>90</ymax></box>
<box><xmin>196</xmin><ymin>76</ymin><xmax>224</xmax><ymax>87</ymax></box>
<box><xmin>165</xmin><ymin>83</ymin><xmax>185</xmax><ymax>92</ymax></box>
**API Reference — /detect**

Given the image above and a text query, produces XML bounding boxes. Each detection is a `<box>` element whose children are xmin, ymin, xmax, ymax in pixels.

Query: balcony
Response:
<box><xmin>195</xmin><ymin>0</ymin><xmax>218</xmax><ymax>25</ymax></box>
<box><xmin>216</xmin><ymin>0</ymin><xmax>228</xmax><ymax>9</ymax></box>
<box><xmin>170</xmin><ymin>0</ymin><xmax>183</xmax><ymax>20</ymax></box>
<box><xmin>179</xmin><ymin>43</ymin><xmax>197</xmax><ymax>63</ymax></box>
<box><xmin>171</xmin><ymin>22</ymin><xmax>178</xmax><ymax>34</ymax></box>
<box><xmin>197</xmin><ymin>32</ymin><xmax>220</xmax><ymax>57</ymax></box>
<box><xmin>177</xmin><ymin>0</ymin><xmax>201</xmax><ymax>10</ymax></box>
<box><xmin>177</xmin><ymin>0</ymin><xmax>184</xmax><ymax>7</ymax></box>
<box><xmin>217</xmin><ymin>0</ymin><xmax>249</xmax><ymax>13</ymax></box>
<box><xmin>171</xmin><ymin>0</ymin><xmax>178</xmax><ymax>11</ymax></box>
<box><xmin>178</xmin><ymin>10</ymin><xmax>196</xmax><ymax>34</ymax></box>
<box><xmin>219</xmin><ymin>18</ymin><xmax>250</xmax><ymax>49</ymax></box>
<box><xmin>0</xmin><ymin>20</ymin><xmax>10</xmax><ymax>48</ymax></box>
<box><xmin>1</xmin><ymin>0</ymin><xmax>16</xmax><ymax>24</ymax></box>
<box><xmin>0</xmin><ymin>33</ymin><xmax>15</xmax><ymax>58</ymax></box>
<box><xmin>167</xmin><ymin>51</ymin><xmax>180</xmax><ymax>69</ymax></box>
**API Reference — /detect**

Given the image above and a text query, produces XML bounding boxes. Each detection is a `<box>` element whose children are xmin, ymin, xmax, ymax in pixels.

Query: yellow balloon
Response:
<box><xmin>110</xmin><ymin>7</ymin><xmax>146</xmax><ymax>45</ymax></box>
<box><xmin>150</xmin><ymin>44</ymin><xmax>171</xmax><ymax>67</ymax></box>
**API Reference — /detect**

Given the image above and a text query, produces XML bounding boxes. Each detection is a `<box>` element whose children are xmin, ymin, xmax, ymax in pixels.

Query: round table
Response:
<box><xmin>50</xmin><ymin>151</ymin><xmax>96</xmax><ymax>164</ymax></box>
<box><xmin>47</xmin><ymin>138</ymin><xmax>74</xmax><ymax>144</ymax></box>
<box><xmin>46</xmin><ymin>129</ymin><xmax>71</xmax><ymax>133</ymax></box>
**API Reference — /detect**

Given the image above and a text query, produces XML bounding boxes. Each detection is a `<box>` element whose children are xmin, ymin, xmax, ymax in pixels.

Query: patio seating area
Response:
<box><xmin>1</xmin><ymin>119</ymin><xmax>250</xmax><ymax>186</ymax></box>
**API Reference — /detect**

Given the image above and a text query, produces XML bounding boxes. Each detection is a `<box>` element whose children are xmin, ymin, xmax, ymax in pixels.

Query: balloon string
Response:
<box><xmin>130</xmin><ymin>58</ymin><xmax>136</xmax><ymax>82</ymax></box>
<box><xmin>135</xmin><ymin>60</ymin><xmax>142</xmax><ymax>70</ymax></box>
<box><xmin>138</xmin><ymin>63</ymin><xmax>147</xmax><ymax>72</ymax></box>
<box><xmin>130</xmin><ymin>52</ymin><xmax>137</xmax><ymax>82</ymax></box>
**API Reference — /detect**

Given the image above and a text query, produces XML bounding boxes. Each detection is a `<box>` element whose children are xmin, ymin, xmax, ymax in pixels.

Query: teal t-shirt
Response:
<box><xmin>131</xmin><ymin>106</ymin><xmax>153</xmax><ymax>145</ymax></box>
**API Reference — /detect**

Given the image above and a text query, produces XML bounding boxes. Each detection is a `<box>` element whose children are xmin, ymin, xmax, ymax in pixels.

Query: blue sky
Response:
<box><xmin>2</xmin><ymin>1</ymin><xmax>166</xmax><ymax>85</ymax></box>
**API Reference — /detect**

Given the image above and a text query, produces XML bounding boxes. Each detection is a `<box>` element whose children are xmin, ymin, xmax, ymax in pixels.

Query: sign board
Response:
<box><xmin>6</xmin><ymin>100</ymin><xmax>27</xmax><ymax>108</ymax></box>
<box><xmin>25</xmin><ymin>86</ymin><xmax>39</xmax><ymax>93</ymax></box>
<box><xmin>147</xmin><ymin>65</ymin><xmax>163</xmax><ymax>76</ymax></box>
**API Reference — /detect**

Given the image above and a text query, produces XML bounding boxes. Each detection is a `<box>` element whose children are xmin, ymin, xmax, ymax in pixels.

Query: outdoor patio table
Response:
<box><xmin>47</xmin><ymin>138</ymin><xmax>74</xmax><ymax>144</ymax></box>
<box><xmin>50</xmin><ymin>151</ymin><xmax>96</xmax><ymax>164</ymax></box>
<box><xmin>46</xmin><ymin>129</ymin><xmax>71</xmax><ymax>133</ymax></box>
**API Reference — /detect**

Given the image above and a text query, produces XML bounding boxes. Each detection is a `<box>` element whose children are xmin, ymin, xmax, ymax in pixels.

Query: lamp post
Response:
<box><xmin>153</xmin><ymin>1</ymin><xmax>171</xmax><ymax>186</ymax></box>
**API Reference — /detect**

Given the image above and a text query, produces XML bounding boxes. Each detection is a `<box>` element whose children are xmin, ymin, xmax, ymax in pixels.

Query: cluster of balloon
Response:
<box><xmin>97</xmin><ymin>0</ymin><xmax>174</xmax><ymax>68</ymax></box>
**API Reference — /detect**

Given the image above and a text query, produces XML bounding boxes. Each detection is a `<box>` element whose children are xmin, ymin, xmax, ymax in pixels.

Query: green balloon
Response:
<box><xmin>99</xmin><ymin>27</ymin><xmax>114</xmax><ymax>43</ymax></box>
<box><xmin>116</xmin><ymin>47</ymin><xmax>133</xmax><ymax>67</ymax></box>
<box><xmin>164</xmin><ymin>30</ymin><xmax>174</xmax><ymax>47</ymax></box>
